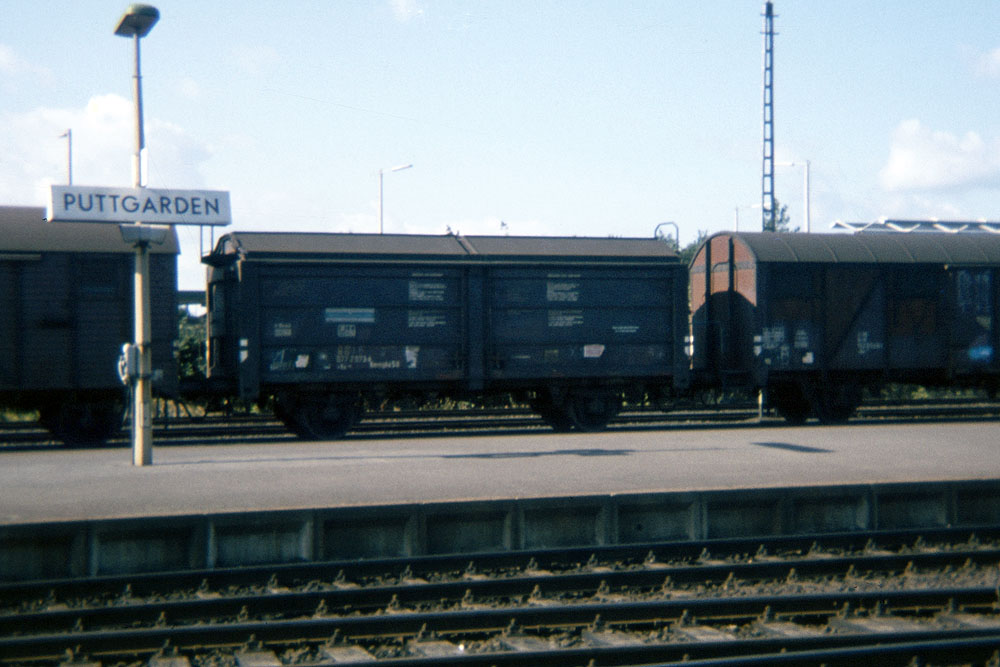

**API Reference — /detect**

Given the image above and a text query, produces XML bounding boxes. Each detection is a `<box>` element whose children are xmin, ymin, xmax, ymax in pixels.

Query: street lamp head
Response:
<box><xmin>114</xmin><ymin>4</ymin><xmax>159</xmax><ymax>38</ymax></box>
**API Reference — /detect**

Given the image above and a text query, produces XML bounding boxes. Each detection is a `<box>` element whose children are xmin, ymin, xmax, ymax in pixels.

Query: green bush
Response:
<box><xmin>176</xmin><ymin>308</ymin><xmax>206</xmax><ymax>382</ymax></box>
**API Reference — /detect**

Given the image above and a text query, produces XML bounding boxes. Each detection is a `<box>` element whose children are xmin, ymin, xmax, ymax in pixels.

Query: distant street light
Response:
<box><xmin>378</xmin><ymin>163</ymin><xmax>412</xmax><ymax>234</ymax></box>
<box><xmin>654</xmin><ymin>221</ymin><xmax>679</xmax><ymax>249</ymax></box>
<box><xmin>734</xmin><ymin>203</ymin><xmax>761</xmax><ymax>232</ymax></box>
<box><xmin>777</xmin><ymin>160</ymin><xmax>811</xmax><ymax>232</ymax></box>
<box><xmin>115</xmin><ymin>2</ymin><xmax>160</xmax><ymax>466</ymax></box>
<box><xmin>59</xmin><ymin>129</ymin><xmax>72</xmax><ymax>184</ymax></box>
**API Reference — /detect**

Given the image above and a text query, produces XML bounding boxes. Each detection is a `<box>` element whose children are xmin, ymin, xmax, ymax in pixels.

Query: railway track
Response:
<box><xmin>3</xmin><ymin>398</ymin><xmax>1000</xmax><ymax>447</ymax></box>
<box><xmin>2</xmin><ymin>527</ymin><xmax>1000</xmax><ymax>665</ymax></box>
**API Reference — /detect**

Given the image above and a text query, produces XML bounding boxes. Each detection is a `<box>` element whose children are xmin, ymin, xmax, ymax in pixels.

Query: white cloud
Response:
<box><xmin>391</xmin><ymin>0</ymin><xmax>425</xmax><ymax>22</ymax></box>
<box><xmin>0</xmin><ymin>44</ymin><xmax>53</xmax><ymax>82</ymax></box>
<box><xmin>231</xmin><ymin>45</ymin><xmax>280</xmax><ymax>76</ymax></box>
<box><xmin>175</xmin><ymin>77</ymin><xmax>202</xmax><ymax>100</ymax></box>
<box><xmin>0</xmin><ymin>96</ymin><xmax>119</xmax><ymax>204</ymax></box>
<box><xmin>878</xmin><ymin>119</ymin><xmax>1000</xmax><ymax>192</ymax></box>
<box><xmin>145</xmin><ymin>119</ymin><xmax>213</xmax><ymax>188</ymax></box>
<box><xmin>0</xmin><ymin>93</ymin><xmax>214</xmax><ymax>203</ymax></box>
<box><xmin>0</xmin><ymin>94</ymin><xmax>219</xmax><ymax>289</ymax></box>
<box><xmin>976</xmin><ymin>47</ymin><xmax>1000</xmax><ymax>78</ymax></box>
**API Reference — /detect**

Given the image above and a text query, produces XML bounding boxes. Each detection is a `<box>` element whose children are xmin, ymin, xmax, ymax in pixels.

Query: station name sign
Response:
<box><xmin>48</xmin><ymin>185</ymin><xmax>231</xmax><ymax>226</ymax></box>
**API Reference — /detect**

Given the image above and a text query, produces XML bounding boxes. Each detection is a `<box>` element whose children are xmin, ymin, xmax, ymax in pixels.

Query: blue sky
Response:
<box><xmin>3</xmin><ymin>1</ymin><xmax>1000</xmax><ymax>289</ymax></box>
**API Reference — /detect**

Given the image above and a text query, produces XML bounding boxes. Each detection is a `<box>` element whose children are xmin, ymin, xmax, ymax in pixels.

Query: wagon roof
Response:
<box><xmin>0</xmin><ymin>206</ymin><xmax>179</xmax><ymax>254</ymax></box>
<box><xmin>205</xmin><ymin>231</ymin><xmax>677</xmax><ymax>265</ymax></box>
<box><xmin>723</xmin><ymin>231</ymin><xmax>1000</xmax><ymax>265</ymax></box>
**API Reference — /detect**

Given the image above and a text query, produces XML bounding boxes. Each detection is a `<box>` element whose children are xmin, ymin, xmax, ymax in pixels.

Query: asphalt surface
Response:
<box><xmin>1</xmin><ymin>420</ymin><xmax>998</xmax><ymax>525</ymax></box>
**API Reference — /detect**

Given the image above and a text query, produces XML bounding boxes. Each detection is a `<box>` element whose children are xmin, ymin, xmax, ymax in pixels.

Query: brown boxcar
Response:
<box><xmin>0</xmin><ymin>206</ymin><xmax>178</xmax><ymax>444</ymax></box>
<box><xmin>690</xmin><ymin>231</ymin><xmax>1000</xmax><ymax>422</ymax></box>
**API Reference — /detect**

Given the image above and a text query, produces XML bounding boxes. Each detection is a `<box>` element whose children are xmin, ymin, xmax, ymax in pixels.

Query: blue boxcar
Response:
<box><xmin>204</xmin><ymin>232</ymin><xmax>687</xmax><ymax>438</ymax></box>
<box><xmin>0</xmin><ymin>206</ymin><xmax>178</xmax><ymax>444</ymax></box>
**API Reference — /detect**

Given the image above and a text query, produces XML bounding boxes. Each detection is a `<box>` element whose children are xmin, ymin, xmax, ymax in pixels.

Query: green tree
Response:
<box><xmin>678</xmin><ymin>230</ymin><xmax>708</xmax><ymax>265</ymax></box>
<box><xmin>176</xmin><ymin>308</ymin><xmax>206</xmax><ymax>382</ymax></box>
<box><xmin>766</xmin><ymin>199</ymin><xmax>797</xmax><ymax>232</ymax></box>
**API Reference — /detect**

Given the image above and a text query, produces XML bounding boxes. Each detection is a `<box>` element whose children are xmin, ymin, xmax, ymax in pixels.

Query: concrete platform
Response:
<box><xmin>3</xmin><ymin>421</ymin><xmax>1000</xmax><ymax>581</ymax></box>
<box><xmin>2</xmin><ymin>420</ymin><xmax>999</xmax><ymax>525</ymax></box>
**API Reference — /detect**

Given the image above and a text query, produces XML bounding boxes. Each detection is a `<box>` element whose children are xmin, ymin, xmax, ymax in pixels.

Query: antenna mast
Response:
<box><xmin>761</xmin><ymin>1</ymin><xmax>776</xmax><ymax>231</ymax></box>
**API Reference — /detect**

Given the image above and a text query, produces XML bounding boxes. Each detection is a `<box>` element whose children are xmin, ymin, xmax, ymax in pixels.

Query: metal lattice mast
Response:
<box><xmin>761</xmin><ymin>1</ymin><xmax>776</xmax><ymax>231</ymax></box>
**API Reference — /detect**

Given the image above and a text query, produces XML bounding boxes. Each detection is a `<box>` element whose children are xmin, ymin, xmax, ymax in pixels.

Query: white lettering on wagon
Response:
<box><xmin>409</xmin><ymin>281</ymin><xmax>446</xmax><ymax>302</ymax></box>
<box><xmin>546</xmin><ymin>281</ymin><xmax>580</xmax><ymax>302</ymax></box>
<box><xmin>325</xmin><ymin>308</ymin><xmax>375</xmax><ymax>324</ymax></box>
<box><xmin>408</xmin><ymin>311</ymin><xmax>447</xmax><ymax>328</ymax></box>
<box><xmin>548</xmin><ymin>310</ymin><xmax>583</xmax><ymax>328</ymax></box>
<box><xmin>857</xmin><ymin>331</ymin><xmax>884</xmax><ymax>356</ymax></box>
<box><xmin>761</xmin><ymin>327</ymin><xmax>785</xmax><ymax>350</ymax></box>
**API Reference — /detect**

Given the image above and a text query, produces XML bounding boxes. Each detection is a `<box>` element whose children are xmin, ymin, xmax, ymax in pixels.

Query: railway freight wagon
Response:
<box><xmin>690</xmin><ymin>231</ymin><xmax>1000</xmax><ymax>423</ymax></box>
<box><xmin>0</xmin><ymin>206</ymin><xmax>179</xmax><ymax>445</ymax></box>
<box><xmin>204</xmin><ymin>232</ymin><xmax>688</xmax><ymax>438</ymax></box>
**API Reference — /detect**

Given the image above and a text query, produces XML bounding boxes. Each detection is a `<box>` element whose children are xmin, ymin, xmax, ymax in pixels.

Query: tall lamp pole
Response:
<box><xmin>115</xmin><ymin>3</ymin><xmax>160</xmax><ymax>466</ymax></box>
<box><xmin>378</xmin><ymin>163</ymin><xmax>412</xmax><ymax>234</ymax></box>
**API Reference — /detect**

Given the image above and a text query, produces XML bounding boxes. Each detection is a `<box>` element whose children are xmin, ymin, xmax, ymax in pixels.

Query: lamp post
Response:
<box><xmin>654</xmin><ymin>221</ymin><xmax>679</xmax><ymax>249</ymax></box>
<box><xmin>734</xmin><ymin>203</ymin><xmax>761</xmax><ymax>232</ymax></box>
<box><xmin>115</xmin><ymin>3</ymin><xmax>160</xmax><ymax>466</ymax></box>
<box><xmin>59</xmin><ymin>129</ymin><xmax>72</xmax><ymax>184</ymax></box>
<box><xmin>777</xmin><ymin>160</ymin><xmax>811</xmax><ymax>233</ymax></box>
<box><xmin>378</xmin><ymin>163</ymin><xmax>412</xmax><ymax>234</ymax></box>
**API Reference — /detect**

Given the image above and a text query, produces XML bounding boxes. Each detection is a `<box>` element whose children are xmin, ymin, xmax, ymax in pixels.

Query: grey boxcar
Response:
<box><xmin>690</xmin><ymin>231</ymin><xmax>1000</xmax><ymax>423</ymax></box>
<box><xmin>204</xmin><ymin>232</ymin><xmax>687</xmax><ymax>438</ymax></box>
<box><xmin>0</xmin><ymin>206</ymin><xmax>178</xmax><ymax>444</ymax></box>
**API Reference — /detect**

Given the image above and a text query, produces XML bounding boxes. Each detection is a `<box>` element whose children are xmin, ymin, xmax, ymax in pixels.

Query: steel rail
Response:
<box><xmin>4</xmin><ymin>544</ymin><xmax>1000</xmax><ymax>639</ymax></box>
<box><xmin>130</xmin><ymin>402</ymin><xmax>1000</xmax><ymax>443</ymax></box>
<box><xmin>3</xmin><ymin>399</ymin><xmax>999</xmax><ymax>447</ymax></box>
<box><xmin>2</xmin><ymin>587</ymin><xmax>999</xmax><ymax>662</ymax></box>
<box><xmin>3</xmin><ymin>525</ymin><xmax>997</xmax><ymax>613</ymax></box>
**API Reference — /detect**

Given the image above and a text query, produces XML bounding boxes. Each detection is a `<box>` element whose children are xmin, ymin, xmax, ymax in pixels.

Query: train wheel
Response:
<box><xmin>567</xmin><ymin>391</ymin><xmax>620</xmax><ymax>432</ymax></box>
<box><xmin>531</xmin><ymin>397</ymin><xmax>573</xmax><ymax>433</ymax></box>
<box><xmin>272</xmin><ymin>394</ymin><xmax>297</xmax><ymax>430</ymax></box>
<box><xmin>816</xmin><ymin>384</ymin><xmax>862</xmax><ymax>424</ymax></box>
<box><xmin>769</xmin><ymin>384</ymin><xmax>810</xmax><ymax>425</ymax></box>
<box><xmin>281</xmin><ymin>394</ymin><xmax>360</xmax><ymax>440</ymax></box>
<box><xmin>38</xmin><ymin>401</ymin><xmax>123</xmax><ymax>447</ymax></box>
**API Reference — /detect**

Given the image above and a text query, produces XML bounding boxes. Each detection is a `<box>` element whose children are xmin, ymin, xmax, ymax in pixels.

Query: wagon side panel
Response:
<box><xmin>485</xmin><ymin>265</ymin><xmax>675</xmax><ymax>384</ymax></box>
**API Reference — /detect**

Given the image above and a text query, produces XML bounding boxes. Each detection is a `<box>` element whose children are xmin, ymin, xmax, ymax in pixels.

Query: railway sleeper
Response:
<box><xmin>828</xmin><ymin>615</ymin><xmax>932</xmax><ymax>635</ymax></box>
<box><xmin>148</xmin><ymin>656</ymin><xmax>192</xmax><ymax>667</ymax></box>
<box><xmin>672</xmin><ymin>623</ymin><xmax>738</xmax><ymax>642</ymax></box>
<box><xmin>581</xmin><ymin>628</ymin><xmax>648</xmax><ymax>647</ymax></box>
<box><xmin>317</xmin><ymin>644</ymin><xmax>377</xmax><ymax>662</ymax></box>
<box><xmin>232</xmin><ymin>647</ymin><xmax>282</xmax><ymax>667</ymax></box>
<box><xmin>754</xmin><ymin>620</ymin><xmax>825</xmax><ymax>637</ymax></box>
